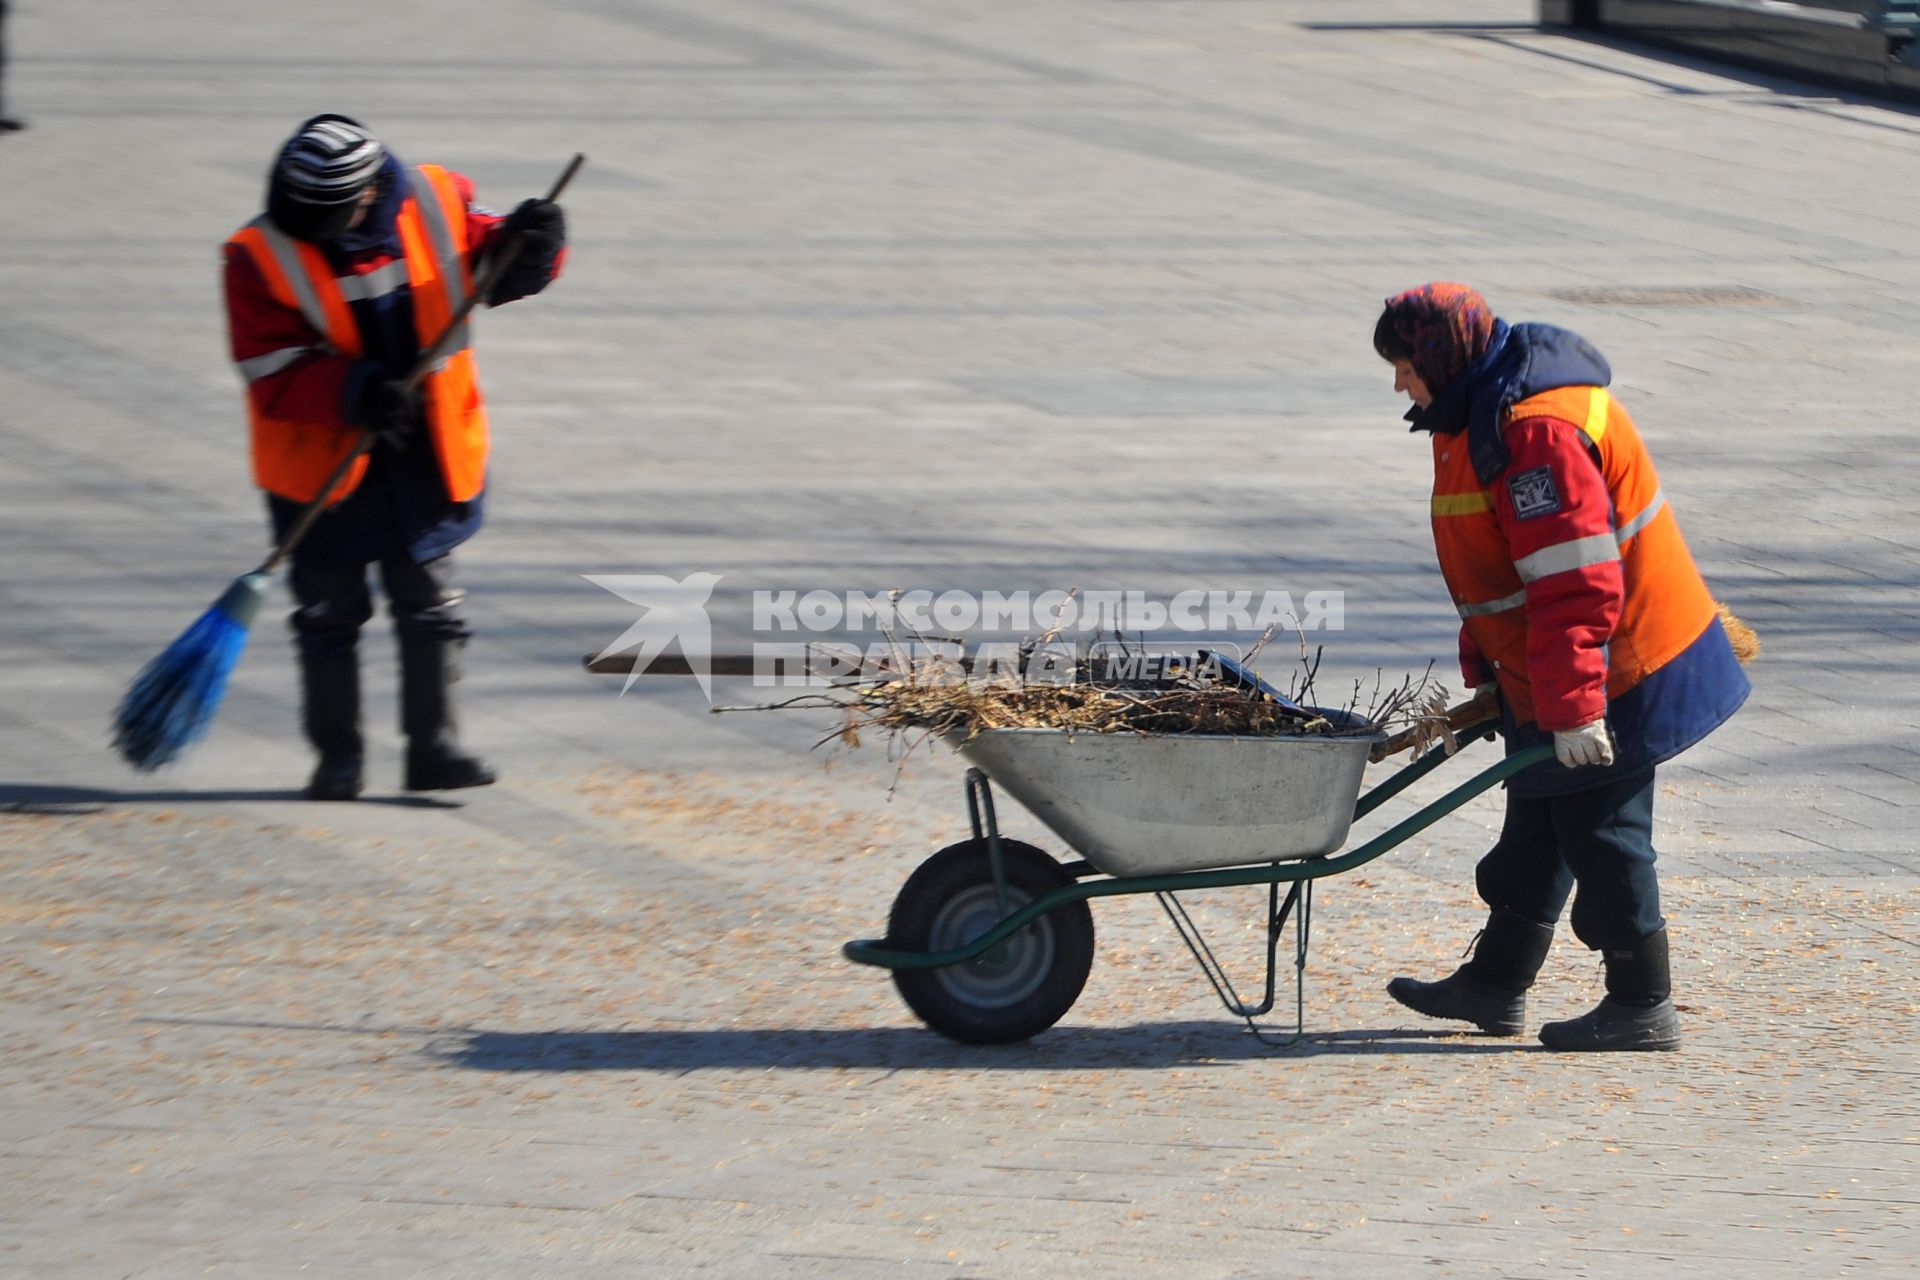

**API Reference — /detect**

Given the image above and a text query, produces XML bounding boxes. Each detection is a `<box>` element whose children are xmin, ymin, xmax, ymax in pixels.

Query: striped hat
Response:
<box><xmin>266</xmin><ymin>114</ymin><xmax>387</xmax><ymax>241</ymax></box>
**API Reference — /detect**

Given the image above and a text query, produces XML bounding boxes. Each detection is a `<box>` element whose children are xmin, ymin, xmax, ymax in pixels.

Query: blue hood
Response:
<box><xmin>1407</xmin><ymin>320</ymin><xmax>1613</xmax><ymax>483</ymax></box>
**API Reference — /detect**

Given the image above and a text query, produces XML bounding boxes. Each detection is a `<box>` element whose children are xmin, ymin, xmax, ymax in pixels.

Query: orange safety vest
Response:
<box><xmin>1430</xmin><ymin>386</ymin><xmax>1720</xmax><ymax>725</ymax></box>
<box><xmin>227</xmin><ymin>164</ymin><xmax>489</xmax><ymax>506</ymax></box>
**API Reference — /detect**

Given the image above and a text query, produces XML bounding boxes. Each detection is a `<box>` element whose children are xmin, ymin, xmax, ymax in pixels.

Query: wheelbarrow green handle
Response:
<box><xmin>844</xmin><ymin>742</ymin><xmax>1556</xmax><ymax>971</ymax></box>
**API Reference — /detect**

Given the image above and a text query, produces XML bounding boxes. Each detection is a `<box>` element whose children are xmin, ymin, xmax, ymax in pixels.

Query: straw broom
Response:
<box><xmin>112</xmin><ymin>154</ymin><xmax>585</xmax><ymax>771</ymax></box>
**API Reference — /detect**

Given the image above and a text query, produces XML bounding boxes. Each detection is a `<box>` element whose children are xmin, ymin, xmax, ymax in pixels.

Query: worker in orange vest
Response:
<box><xmin>1373</xmin><ymin>283</ymin><xmax>1748</xmax><ymax>1051</ymax></box>
<box><xmin>224</xmin><ymin>115</ymin><xmax>566</xmax><ymax>800</ymax></box>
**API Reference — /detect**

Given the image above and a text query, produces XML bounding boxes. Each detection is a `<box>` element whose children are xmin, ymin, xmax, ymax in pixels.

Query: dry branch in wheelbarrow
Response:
<box><xmin>718</xmin><ymin>633</ymin><xmax>1457</xmax><ymax>757</ymax></box>
<box><xmin>1368</xmin><ymin>685</ymin><xmax>1501</xmax><ymax>763</ymax></box>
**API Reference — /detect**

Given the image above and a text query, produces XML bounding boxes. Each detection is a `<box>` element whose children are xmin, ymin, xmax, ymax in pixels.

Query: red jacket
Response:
<box><xmin>1416</xmin><ymin>320</ymin><xmax>1747</xmax><ymax>794</ymax></box>
<box><xmin>1433</xmin><ymin>385</ymin><xmax>1718</xmax><ymax>732</ymax></box>
<box><xmin>223</xmin><ymin>166</ymin><xmax>563</xmax><ymax>507</ymax></box>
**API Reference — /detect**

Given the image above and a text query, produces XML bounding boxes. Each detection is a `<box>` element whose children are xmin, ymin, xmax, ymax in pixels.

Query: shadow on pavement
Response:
<box><xmin>0</xmin><ymin>782</ymin><xmax>461</xmax><ymax>814</ymax></box>
<box><xmin>444</xmin><ymin>1022</ymin><xmax>1542</xmax><ymax>1071</ymax></box>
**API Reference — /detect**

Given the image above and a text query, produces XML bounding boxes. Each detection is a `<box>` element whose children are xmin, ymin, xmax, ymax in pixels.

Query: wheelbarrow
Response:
<box><xmin>844</xmin><ymin>704</ymin><xmax>1552</xmax><ymax>1045</ymax></box>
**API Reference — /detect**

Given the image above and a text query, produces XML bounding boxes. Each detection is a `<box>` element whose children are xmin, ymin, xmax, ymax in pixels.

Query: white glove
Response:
<box><xmin>1553</xmin><ymin>719</ymin><xmax>1615</xmax><ymax>768</ymax></box>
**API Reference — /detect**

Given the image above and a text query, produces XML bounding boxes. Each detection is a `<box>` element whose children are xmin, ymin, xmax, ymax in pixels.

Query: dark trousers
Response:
<box><xmin>1476</xmin><ymin>767</ymin><xmax>1664</xmax><ymax>951</ymax></box>
<box><xmin>288</xmin><ymin>554</ymin><xmax>468</xmax><ymax>661</ymax></box>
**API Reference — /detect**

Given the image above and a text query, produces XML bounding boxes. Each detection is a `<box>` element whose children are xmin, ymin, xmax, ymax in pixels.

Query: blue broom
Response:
<box><xmin>112</xmin><ymin>154</ymin><xmax>585</xmax><ymax>771</ymax></box>
<box><xmin>113</xmin><ymin>571</ymin><xmax>275</xmax><ymax>770</ymax></box>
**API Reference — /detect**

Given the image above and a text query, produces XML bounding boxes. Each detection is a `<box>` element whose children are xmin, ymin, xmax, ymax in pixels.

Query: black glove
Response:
<box><xmin>357</xmin><ymin>378</ymin><xmax>422</xmax><ymax>448</ymax></box>
<box><xmin>488</xmin><ymin>199</ymin><xmax>566</xmax><ymax>306</ymax></box>
<box><xmin>502</xmin><ymin>197</ymin><xmax>565</xmax><ymax>251</ymax></box>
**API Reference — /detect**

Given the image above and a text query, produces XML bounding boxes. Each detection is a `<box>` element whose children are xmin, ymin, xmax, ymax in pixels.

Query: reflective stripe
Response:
<box><xmin>1615</xmin><ymin>487</ymin><xmax>1664</xmax><ymax>545</ymax></box>
<box><xmin>1432</xmin><ymin>490</ymin><xmax>1492</xmax><ymax>517</ymax></box>
<box><xmin>236</xmin><ymin>345</ymin><xmax>312</xmax><ymax>382</ymax></box>
<box><xmin>336</xmin><ymin>259</ymin><xmax>411</xmax><ymax>303</ymax></box>
<box><xmin>245</xmin><ymin>216</ymin><xmax>332</xmax><ymax>336</ymax></box>
<box><xmin>407</xmin><ymin>167</ymin><xmax>469</xmax><ymax>349</ymax></box>
<box><xmin>1580</xmin><ymin>386</ymin><xmax>1610</xmax><ymax>444</ymax></box>
<box><xmin>1514</xmin><ymin>532</ymin><xmax>1620</xmax><ymax>583</ymax></box>
<box><xmin>1457</xmin><ymin>589</ymin><xmax>1527</xmax><ymax>619</ymax></box>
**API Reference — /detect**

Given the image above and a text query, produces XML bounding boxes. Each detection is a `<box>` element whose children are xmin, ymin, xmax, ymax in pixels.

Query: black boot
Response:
<box><xmin>300</xmin><ymin>651</ymin><xmax>364</xmax><ymax>801</ymax></box>
<box><xmin>1387</xmin><ymin>910</ymin><xmax>1555</xmax><ymax>1036</ymax></box>
<box><xmin>1539</xmin><ymin>928</ymin><xmax>1681</xmax><ymax>1052</ymax></box>
<box><xmin>399</xmin><ymin>635</ymin><xmax>496</xmax><ymax>792</ymax></box>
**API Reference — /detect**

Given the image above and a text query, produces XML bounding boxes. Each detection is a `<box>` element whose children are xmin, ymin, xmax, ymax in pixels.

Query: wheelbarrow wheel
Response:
<box><xmin>886</xmin><ymin>838</ymin><xmax>1094</xmax><ymax>1045</ymax></box>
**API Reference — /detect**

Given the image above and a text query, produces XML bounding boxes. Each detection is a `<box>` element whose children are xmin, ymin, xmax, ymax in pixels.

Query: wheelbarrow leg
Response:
<box><xmin>1292</xmin><ymin>880</ymin><xmax>1313</xmax><ymax>1042</ymax></box>
<box><xmin>1156</xmin><ymin>875</ymin><xmax>1314</xmax><ymax>1047</ymax></box>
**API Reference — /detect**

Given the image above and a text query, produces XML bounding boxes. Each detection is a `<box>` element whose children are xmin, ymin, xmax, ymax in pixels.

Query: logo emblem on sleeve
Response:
<box><xmin>1508</xmin><ymin>466</ymin><xmax>1562</xmax><ymax>520</ymax></box>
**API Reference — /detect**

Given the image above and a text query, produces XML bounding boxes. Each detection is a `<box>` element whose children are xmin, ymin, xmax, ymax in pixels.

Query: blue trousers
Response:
<box><xmin>288</xmin><ymin>553</ymin><xmax>468</xmax><ymax>662</ymax></box>
<box><xmin>1476</xmin><ymin>766</ymin><xmax>1664</xmax><ymax>951</ymax></box>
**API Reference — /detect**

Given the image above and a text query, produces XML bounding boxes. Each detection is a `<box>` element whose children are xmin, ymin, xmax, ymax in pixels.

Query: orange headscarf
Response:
<box><xmin>1375</xmin><ymin>282</ymin><xmax>1495</xmax><ymax>394</ymax></box>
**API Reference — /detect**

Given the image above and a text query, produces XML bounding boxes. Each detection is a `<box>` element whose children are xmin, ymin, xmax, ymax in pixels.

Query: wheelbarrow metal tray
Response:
<box><xmin>952</xmin><ymin>715</ymin><xmax>1386</xmax><ymax>877</ymax></box>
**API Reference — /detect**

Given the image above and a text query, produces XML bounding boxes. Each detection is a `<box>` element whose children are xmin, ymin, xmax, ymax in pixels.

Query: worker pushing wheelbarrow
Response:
<box><xmin>846</xmin><ymin>285</ymin><xmax>1753</xmax><ymax>1053</ymax></box>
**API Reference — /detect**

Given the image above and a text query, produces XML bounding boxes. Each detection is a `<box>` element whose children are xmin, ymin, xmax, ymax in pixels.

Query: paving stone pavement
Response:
<box><xmin>1</xmin><ymin>1</ymin><xmax>1916</xmax><ymax>1276</ymax></box>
